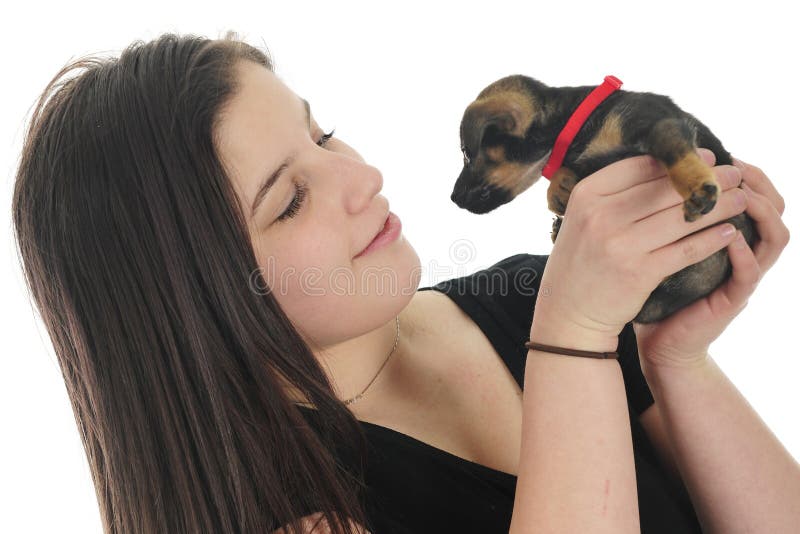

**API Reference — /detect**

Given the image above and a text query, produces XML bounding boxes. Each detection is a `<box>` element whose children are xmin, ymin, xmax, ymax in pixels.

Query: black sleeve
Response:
<box><xmin>616</xmin><ymin>320</ymin><xmax>656</xmax><ymax>416</ymax></box>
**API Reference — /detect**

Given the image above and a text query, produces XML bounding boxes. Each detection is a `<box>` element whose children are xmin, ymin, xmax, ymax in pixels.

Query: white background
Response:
<box><xmin>2</xmin><ymin>1</ymin><xmax>798</xmax><ymax>531</ymax></box>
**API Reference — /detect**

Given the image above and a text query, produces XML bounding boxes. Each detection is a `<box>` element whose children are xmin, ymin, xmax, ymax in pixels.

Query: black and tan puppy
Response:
<box><xmin>452</xmin><ymin>75</ymin><xmax>758</xmax><ymax>323</ymax></box>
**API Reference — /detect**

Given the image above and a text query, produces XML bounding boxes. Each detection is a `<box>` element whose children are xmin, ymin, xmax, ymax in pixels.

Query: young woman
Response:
<box><xmin>12</xmin><ymin>31</ymin><xmax>795</xmax><ymax>533</ymax></box>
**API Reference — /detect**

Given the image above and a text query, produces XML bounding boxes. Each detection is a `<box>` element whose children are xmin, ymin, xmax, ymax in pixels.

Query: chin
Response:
<box><xmin>355</xmin><ymin>235</ymin><xmax>421</xmax><ymax>295</ymax></box>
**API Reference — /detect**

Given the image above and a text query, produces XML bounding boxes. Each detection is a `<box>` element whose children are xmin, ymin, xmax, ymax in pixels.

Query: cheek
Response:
<box><xmin>252</xmin><ymin>227</ymin><xmax>351</xmax><ymax>306</ymax></box>
<box><xmin>261</xmin><ymin>249</ymin><xmax>360</xmax><ymax>341</ymax></box>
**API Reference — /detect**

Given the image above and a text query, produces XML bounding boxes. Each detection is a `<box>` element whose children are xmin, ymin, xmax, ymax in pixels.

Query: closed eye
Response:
<box><xmin>274</xmin><ymin>128</ymin><xmax>336</xmax><ymax>223</ymax></box>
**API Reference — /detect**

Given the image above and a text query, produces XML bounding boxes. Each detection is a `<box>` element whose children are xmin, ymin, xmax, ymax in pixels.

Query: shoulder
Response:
<box><xmin>408</xmin><ymin>252</ymin><xmax>550</xmax><ymax>378</ymax></box>
<box><xmin>423</xmin><ymin>253</ymin><xmax>548</xmax><ymax>295</ymax></box>
<box><xmin>421</xmin><ymin>252</ymin><xmax>548</xmax><ymax>321</ymax></box>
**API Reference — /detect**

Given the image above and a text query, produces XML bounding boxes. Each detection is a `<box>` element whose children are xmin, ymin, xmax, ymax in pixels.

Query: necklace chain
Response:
<box><xmin>295</xmin><ymin>316</ymin><xmax>400</xmax><ymax>407</ymax></box>
<box><xmin>343</xmin><ymin>315</ymin><xmax>400</xmax><ymax>405</ymax></box>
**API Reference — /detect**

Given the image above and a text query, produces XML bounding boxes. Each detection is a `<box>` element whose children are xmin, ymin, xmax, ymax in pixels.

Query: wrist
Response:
<box><xmin>529</xmin><ymin>315</ymin><xmax>620</xmax><ymax>355</ymax></box>
<box><xmin>640</xmin><ymin>350</ymin><xmax>713</xmax><ymax>382</ymax></box>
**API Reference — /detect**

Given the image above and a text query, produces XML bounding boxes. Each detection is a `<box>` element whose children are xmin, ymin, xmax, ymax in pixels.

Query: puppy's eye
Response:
<box><xmin>461</xmin><ymin>145</ymin><xmax>471</xmax><ymax>165</ymax></box>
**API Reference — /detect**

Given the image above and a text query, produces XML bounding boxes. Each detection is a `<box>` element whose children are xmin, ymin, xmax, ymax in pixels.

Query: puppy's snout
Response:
<box><xmin>451</xmin><ymin>183</ymin><xmax>487</xmax><ymax>203</ymax></box>
<box><xmin>451</xmin><ymin>181</ymin><xmax>513</xmax><ymax>215</ymax></box>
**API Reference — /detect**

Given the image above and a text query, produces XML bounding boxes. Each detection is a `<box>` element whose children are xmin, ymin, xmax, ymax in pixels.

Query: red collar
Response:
<box><xmin>541</xmin><ymin>75</ymin><xmax>623</xmax><ymax>179</ymax></box>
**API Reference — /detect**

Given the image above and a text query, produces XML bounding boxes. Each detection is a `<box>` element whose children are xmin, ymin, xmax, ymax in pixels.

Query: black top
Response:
<box><xmin>297</xmin><ymin>253</ymin><xmax>702</xmax><ymax>533</ymax></box>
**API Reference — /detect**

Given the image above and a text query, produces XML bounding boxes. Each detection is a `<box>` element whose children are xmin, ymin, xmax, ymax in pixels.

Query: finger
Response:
<box><xmin>634</xmin><ymin>183</ymin><xmax>747</xmax><ymax>253</ymax></box>
<box><xmin>733</xmin><ymin>158</ymin><xmax>786</xmax><ymax>216</ymax></box>
<box><xmin>613</xmin><ymin>164</ymin><xmax>742</xmax><ymax>223</ymax></box>
<box><xmin>646</xmin><ymin>218</ymin><xmax>741</xmax><ymax>282</ymax></box>
<box><xmin>696</xmin><ymin>147</ymin><xmax>716</xmax><ymax>167</ymax></box>
<box><xmin>582</xmin><ymin>149</ymin><xmax>716</xmax><ymax>198</ymax></box>
<box><xmin>741</xmin><ymin>181</ymin><xmax>791</xmax><ymax>273</ymax></box>
<box><xmin>704</xmin><ymin>230</ymin><xmax>761</xmax><ymax>317</ymax></box>
<box><xmin>582</xmin><ymin>155</ymin><xmax>668</xmax><ymax>197</ymax></box>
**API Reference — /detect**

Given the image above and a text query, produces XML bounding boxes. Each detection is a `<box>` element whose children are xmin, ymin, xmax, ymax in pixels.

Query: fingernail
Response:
<box><xmin>720</xmin><ymin>224</ymin><xmax>736</xmax><ymax>238</ymax></box>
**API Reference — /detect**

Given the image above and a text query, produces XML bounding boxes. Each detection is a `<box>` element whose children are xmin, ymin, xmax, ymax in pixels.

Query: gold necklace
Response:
<box><xmin>296</xmin><ymin>316</ymin><xmax>400</xmax><ymax>407</ymax></box>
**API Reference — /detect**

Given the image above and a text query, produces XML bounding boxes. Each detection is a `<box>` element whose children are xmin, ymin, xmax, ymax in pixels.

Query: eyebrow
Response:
<box><xmin>250</xmin><ymin>97</ymin><xmax>311</xmax><ymax>218</ymax></box>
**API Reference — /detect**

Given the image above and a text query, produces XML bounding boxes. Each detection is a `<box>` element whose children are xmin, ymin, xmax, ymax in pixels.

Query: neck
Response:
<box><xmin>289</xmin><ymin>299</ymin><xmax>425</xmax><ymax>412</ymax></box>
<box><xmin>538</xmin><ymin>78</ymin><xmax>623</xmax><ymax>177</ymax></box>
<box><xmin>542</xmin><ymin>85</ymin><xmax>597</xmax><ymax>143</ymax></box>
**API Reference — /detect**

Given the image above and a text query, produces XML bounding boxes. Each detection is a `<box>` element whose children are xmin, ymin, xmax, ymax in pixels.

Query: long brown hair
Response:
<box><xmin>11</xmin><ymin>31</ymin><xmax>371</xmax><ymax>534</ymax></box>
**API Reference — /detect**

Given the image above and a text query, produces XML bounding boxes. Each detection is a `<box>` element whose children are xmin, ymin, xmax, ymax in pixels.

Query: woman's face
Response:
<box><xmin>215</xmin><ymin>60</ymin><xmax>421</xmax><ymax>353</ymax></box>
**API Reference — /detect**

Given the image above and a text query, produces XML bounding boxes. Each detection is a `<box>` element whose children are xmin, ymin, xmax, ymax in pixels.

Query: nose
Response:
<box><xmin>344</xmin><ymin>162</ymin><xmax>384</xmax><ymax>214</ymax></box>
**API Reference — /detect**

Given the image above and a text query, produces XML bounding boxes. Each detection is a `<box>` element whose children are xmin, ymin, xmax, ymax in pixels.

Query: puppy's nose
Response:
<box><xmin>451</xmin><ymin>188</ymin><xmax>478</xmax><ymax>207</ymax></box>
<box><xmin>452</xmin><ymin>184</ymin><xmax>487</xmax><ymax>210</ymax></box>
<box><xmin>451</xmin><ymin>184</ymin><xmax>470</xmax><ymax>205</ymax></box>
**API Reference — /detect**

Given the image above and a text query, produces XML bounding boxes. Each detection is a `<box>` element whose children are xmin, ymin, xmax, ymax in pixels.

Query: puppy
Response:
<box><xmin>451</xmin><ymin>74</ymin><xmax>758</xmax><ymax>323</ymax></box>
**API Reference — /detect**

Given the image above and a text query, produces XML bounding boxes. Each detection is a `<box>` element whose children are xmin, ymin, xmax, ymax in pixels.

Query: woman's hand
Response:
<box><xmin>633</xmin><ymin>156</ymin><xmax>790</xmax><ymax>371</ymax></box>
<box><xmin>532</xmin><ymin>149</ymin><xmax>750</xmax><ymax>352</ymax></box>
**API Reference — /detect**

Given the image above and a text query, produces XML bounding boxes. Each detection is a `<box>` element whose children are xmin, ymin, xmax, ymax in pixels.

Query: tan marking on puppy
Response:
<box><xmin>576</xmin><ymin>114</ymin><xmax>624</xmax><ymax>163</ymax></box>
<box><xmin>464</xmin><ymin>96</ymin><xmax>527</xmax><ymax>138</ymax></box>
<box><xmin>485</xmin><ymin>145</ymin><xmax>506</xmax><ymax>162</ymax></box>
<box><xmin>669</xmin><ymin>151</ymin><xmax>721</xmax><ymax>221</ymax></box>
<box><xmin>487</xmin><ymin>160</ymin><xmax>544</xmax><ymax>196</ymax></box>
<box><xmin>471</xmin><ymin>78</ymin><xmax>540</xmax><ymax>138</ymax></box>
<box><xmin>477</xmin><ymin>75</ymin><xmax>535</xmax><ymax>100</ymax></box>
<box><xmin>668</xmin><ymin>152</ymin><xmax>714</xmax><ymax>200</ymax></box>
<box><xmin>546</xmin><ymin>167</ymin><xmax>579</xmax><ymax>215</ymax></box>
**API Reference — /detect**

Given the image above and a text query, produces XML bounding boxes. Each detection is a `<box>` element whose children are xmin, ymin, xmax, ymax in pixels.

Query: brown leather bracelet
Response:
<box><xmin>525</xmin><ymin>340</ymin><xmax>619</xmax><ymax>360</ymax></box>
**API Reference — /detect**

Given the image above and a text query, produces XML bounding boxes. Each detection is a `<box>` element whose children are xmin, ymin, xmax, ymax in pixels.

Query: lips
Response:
<box><xmin>357</xmin><ymin>211</ymin><xmax>390</xmax><ymax>256</ymax></box>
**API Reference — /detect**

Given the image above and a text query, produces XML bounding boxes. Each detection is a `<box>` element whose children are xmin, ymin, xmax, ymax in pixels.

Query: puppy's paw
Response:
<box><xmin>667</xmin><ymin>153</ymin><xmax>720</xmax><ymax>223</ymax></box>
<box><xmin>551</xmin><ymin>215</ymin><xmax>562</xmax><ymax>244</ymax></box>
<box><xmin>547</xmin><ymin>167</ymin><xmax>579</xmax><ymax>216</ymax></box>
<box><xmin>683</xmin><ymin>181</ymin><xmax>719</xmax><ymax>222</ymax></box>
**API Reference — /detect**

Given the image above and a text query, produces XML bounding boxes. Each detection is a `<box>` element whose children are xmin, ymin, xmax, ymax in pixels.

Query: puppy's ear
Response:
<box><xmin>461</xmin><ymin>97</ymin><xmax>532</xmax><ymax>160</ymax></box>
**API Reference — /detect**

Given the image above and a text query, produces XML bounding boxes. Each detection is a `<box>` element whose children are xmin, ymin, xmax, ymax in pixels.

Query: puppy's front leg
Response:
<box><xmin>551</xmin><ymin>215</ymin><xmax>563</xmax><ymax>244</ymax></box>
<box><xmin>546</xmin><ymin>166</ymin><xmax>579</xmax><ymax>216</ymax></box>
<box><xmin>547</xmin><ymin>167</ymin><xmax>579</xmax><ymax>244</ymax></box>
<box><xmin>646</xmin><ymin>117</ymin><xmax>720</xmax><ymax>222</ymax></box>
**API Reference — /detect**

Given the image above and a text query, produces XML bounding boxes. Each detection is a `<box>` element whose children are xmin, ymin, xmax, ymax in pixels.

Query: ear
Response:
<box><xmin>491</xmin><ymin>108</ymin><xmax>524</xmax><ymax>136</ymax></box>
<box><xmin>461</xmin><ymin>96</ymin><xmax>531</xmax><ymax>158</ymax></box>
<box><xmin>476</xmin><ymin>96</ymin><xmax>529</xmax><ymax>136</ymax></box>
